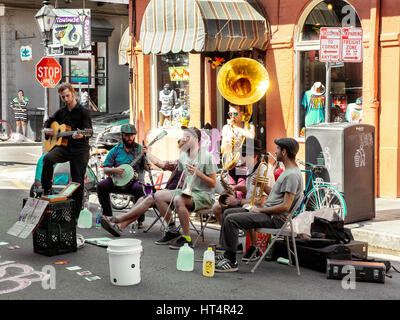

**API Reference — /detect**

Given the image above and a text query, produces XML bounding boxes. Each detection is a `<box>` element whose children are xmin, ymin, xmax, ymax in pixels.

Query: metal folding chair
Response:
<box><xmin>247</xmin><ymin>194</ymin><xmax>304</xmax><ymax>275</ymax></box>
<box><xmin>191</xmin><ymin>208</ymin><xmax>214</xmax><ymax>247</ymax></box>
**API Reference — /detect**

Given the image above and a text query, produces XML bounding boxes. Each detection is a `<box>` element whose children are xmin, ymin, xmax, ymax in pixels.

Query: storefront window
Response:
<box><xmin>295</xmin><ymin>0</ymin><xmax>362</xmax><ymax>138</ymax></box>
<box><xmin>155</xmin><ymin>53</ymin><xmax>190</xmax><ymax>128</ymax></box>
<box><xmin>62</xmin><ymin>42</ymin><xmax>108</xmax><ymax>113</ymax></box>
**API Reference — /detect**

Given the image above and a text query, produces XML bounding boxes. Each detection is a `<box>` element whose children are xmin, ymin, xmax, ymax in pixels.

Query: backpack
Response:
<box><xmin>311</xmin><ymin>217</ymin><xmax>353</xmax><ymax>244</ymax></box>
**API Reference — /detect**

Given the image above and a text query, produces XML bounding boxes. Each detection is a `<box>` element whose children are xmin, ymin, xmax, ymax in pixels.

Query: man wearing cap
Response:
<box><xmin>212</xmin><ymin>139</ymin><xmax>275</xmax><ymax>261</ymax></box>
<box><xmin>215</xmin><ymin>137</ymin><xmax>303</xmax><ymax>272</ymax></box>
<box><xmin>41</xmin><ymin>82</ymin><xmax>93</xmax><ymax>218</ymax></box>
<box><xmin>154</xmin><ymin>126</ymin><xmax>218</xmax><ymax>249</ymax></box>
<box><xmin>96</xmin><ymin>124</ymin><xmax>147</xmax><ymax>221</ymax></box>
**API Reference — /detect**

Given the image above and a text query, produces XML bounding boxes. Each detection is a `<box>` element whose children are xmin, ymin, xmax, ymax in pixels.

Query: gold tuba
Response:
<box><xmin>217</xmin><ymin>58</ymin><xmax>269</xmax><ymax>171</ymax></box>
<box><xmin>248</xmin><ymin>157</ymin><xmax>270</xmax><ymax>207</ymax></box>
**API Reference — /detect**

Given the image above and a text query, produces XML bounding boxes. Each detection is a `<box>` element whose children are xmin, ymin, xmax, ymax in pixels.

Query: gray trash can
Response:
<box><xmin>305</xmin><ymin>123</ymin><xmax>375</xmax><ymax>224</ymax></box>
<box><xmin>27</xmin><ymin>109</ymin><xmax>44</xmax><ymax>142</ymax></box>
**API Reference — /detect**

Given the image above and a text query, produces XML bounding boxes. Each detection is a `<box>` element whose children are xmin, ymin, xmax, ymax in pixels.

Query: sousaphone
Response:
<box><xmin>217</xmin><ymin>57</ymin><xmax>269</xmax><ymax>207</ymax></box>
<box><xmin>217</xmin><ymin>57</ymin><xmax>269</xmax><ymax>171</ymax></box>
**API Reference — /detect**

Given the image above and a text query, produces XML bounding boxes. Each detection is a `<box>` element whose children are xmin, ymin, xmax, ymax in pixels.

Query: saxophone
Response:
<box><xmin>218</xmin><ymin>169</ymin><xmax>236</xmax><ymax>208</ymax></box>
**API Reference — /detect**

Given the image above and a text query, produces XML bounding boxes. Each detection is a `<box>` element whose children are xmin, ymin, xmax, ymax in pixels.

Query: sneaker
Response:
<box><xmin>154</xmin><ymin>231</ymin><xmax>181</xmax><ymax>245</ymax></box>
<box><xmin>215</xmin><ymin>254</ymin><xmax>226</xmax><ymax>263</ymax></box>
<box><xmin>242</xmin><ymin>246</ymin><xmax>261</xmax><ymax>262</ymax></box>
<box><xmin>215</xmin><ymin>258</ymin><xmax>238</xmax><ymax>273</ymax></box>
<box><xmin>169</xmin><ymin>236</ymin><xmax>192</xmax><ymax>250</ymax></box>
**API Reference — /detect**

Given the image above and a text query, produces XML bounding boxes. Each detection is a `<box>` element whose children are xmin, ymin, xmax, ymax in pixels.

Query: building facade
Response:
<box><xmin>129</xmin><ymin>0</ymin><xmax>400</xmax><ymax>199</ymax></box>
<box><xmin>0</xmin><ymin>0</ymin><xmax>129</xmax><ymax>136</ymax></box>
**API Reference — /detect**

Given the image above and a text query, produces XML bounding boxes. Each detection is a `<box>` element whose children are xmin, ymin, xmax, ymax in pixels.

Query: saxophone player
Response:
<box><xmin>213</xmin><ymin>139</ymin><xmax>275</xmax><ymax>261</ymax></box>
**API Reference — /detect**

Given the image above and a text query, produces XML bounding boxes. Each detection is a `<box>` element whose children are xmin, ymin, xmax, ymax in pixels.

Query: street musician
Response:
<box><xmin>96</xmin><ymin>124</ymin><xmax>146</xmax><ymax>221</ymax></box>
<box><xmin>154</xmin><ymin>126</ymin><xmax>218</xmax><ymax>249</ymax></box>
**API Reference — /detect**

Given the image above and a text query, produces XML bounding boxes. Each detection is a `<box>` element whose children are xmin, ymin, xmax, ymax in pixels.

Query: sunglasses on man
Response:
<box><xmin>228</xmin><ymin>112</ymin><xmax>239</xmax><ymax>117</ymax></box>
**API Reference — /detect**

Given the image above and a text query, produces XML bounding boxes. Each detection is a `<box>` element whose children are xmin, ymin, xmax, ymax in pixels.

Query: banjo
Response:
<box><xmin>111</xmin><ymin>130</ymin><xmax>168</xmax><ymax>188</ymax></box>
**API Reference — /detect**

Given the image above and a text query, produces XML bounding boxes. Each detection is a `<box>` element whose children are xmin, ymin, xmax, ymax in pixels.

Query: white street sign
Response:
<box><xmin>341</xmin><ymin>28</ymin><xmax>363</xmax><ymax>62</ymax></box>
<box><xmin>319</xmin><ymin>27</ymin><xmax>342</xmax><ymax>62</ymax></box>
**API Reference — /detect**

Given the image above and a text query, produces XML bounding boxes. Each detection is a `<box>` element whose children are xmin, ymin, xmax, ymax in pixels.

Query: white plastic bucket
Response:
<box><xmin>107</xmin><ymin>239</ymin><xmax>143</xmax><ymax>286</ymax></box>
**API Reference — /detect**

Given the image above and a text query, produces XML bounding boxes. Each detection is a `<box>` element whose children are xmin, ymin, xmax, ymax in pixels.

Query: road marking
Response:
<box><xmin>26</xmin><ymin>153</ymin><xmax>40</xmax><ymax>158</ymax></box>
<box><xmin>11</xmin><ymin>180</ymin><xmax>29</xmax><ymax>190</ymax></box>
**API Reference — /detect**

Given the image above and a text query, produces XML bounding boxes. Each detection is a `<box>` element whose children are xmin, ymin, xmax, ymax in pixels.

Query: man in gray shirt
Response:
<box><xmin>216</xmin><ymin>138</ymin><xmax>304</xmax><ymax>272</ymax></box>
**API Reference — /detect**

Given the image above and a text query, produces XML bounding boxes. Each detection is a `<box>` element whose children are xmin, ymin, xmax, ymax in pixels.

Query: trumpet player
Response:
<box><xmin>215</xmin><ymin>138</ymin><xmax>304</xmax><ymax>273</ymax></box>
<box><xmin>213</xmin><ymin>139</ymin><xmax>275</xmax><ymax>261</ymax></box>
<box><xmin>154</xmin><ymin>126</ymin><xmax>218</xmax><ymax>249</ymax></box>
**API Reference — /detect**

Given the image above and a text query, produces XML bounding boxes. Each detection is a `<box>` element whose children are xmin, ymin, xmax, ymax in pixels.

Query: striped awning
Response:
<box><xmin>140</xmin><ymin>0</ymin><xmax>270</xmax><ymax>54</ymax></box>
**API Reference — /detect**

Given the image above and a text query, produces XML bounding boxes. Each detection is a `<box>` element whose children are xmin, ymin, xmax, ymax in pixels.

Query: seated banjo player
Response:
<box><xmin>96</xmin><ymin>124</ymin><xmax>147</xmax><ymax>220</ymax></box>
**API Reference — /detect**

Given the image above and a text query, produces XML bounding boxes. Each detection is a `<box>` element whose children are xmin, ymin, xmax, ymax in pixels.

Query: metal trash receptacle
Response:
<box><xmin>27</xmin><ymin>109</ymin><xmax>44</xmax><ymax>141</ymax></box>
<box><xmin>305</xmin><ymin>123</ymin><xmax>375</xmax><ymax>224</ymax></box>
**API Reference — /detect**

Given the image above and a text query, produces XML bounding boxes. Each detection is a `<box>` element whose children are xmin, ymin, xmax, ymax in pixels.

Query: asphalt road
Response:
<box><xmin>0</xmin><ymin>145</ymin><xmax>400</xmax><ymax>306</ymax></box>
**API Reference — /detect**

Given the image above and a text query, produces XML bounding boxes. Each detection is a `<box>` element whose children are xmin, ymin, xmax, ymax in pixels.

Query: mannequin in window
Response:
<box><xmin>171</xmin><ymin>100</ymin><xmax>183</xmax><ymax>127</ymax></box>
<box><xmin>302</xmin><ymin>82</ymin><xmax>326</xmax><ymax>127</ymax></box>
<box><xmin>159</xmin><ymin>83</ymin><xmax>177</xmax><ymax>127</ymax></box>
<box><xmin>346</xmin><ymin>96</ymin><xmax>363</xmax><ymax>123</ymax></box>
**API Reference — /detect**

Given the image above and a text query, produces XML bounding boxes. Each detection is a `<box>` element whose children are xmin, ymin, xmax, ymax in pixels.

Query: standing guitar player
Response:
<box><xmin>41</xmin><ymin>82</ymin><xmax>93</xmax><ymax>219</ymax></box>
<box><xmin>96</xmin><ymin>124</ymin><xmax>146</xmax><ymax>222</ymax></box>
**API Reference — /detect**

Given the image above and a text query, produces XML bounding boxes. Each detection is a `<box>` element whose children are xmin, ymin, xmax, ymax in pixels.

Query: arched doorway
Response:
<box><xmin>294</xmin><ymin>0</ymin><xmax>363</xmax><ymax>138</ymax></box>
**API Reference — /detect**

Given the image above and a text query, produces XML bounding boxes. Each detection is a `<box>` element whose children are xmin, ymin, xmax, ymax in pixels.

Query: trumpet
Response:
<box><xmin>248</xmin><ymin>157</ymin><xmax>270</xmax><ymax>207</ymax></box>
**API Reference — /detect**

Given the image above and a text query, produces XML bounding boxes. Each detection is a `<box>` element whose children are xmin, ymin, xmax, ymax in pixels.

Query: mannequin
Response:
<box><xmin>158</xmin><ymin>83</ymin><xmax>177</xmax><ymax>127</ymax></box>
<box><xmin>346</xmin><ymin>97</ymin><xmax>363</xmax><ymax>123</ymax></box>
<box><xmin>302</xmin><ymin>81</ymin><xmax>326</xmax><ymax>127</ymax></box>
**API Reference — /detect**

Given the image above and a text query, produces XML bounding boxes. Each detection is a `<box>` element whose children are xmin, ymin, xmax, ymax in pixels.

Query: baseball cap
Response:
<box><xmin>121</xmin><ymin>124</ymin><xmax>137</xmax><ymax>134</ymax></box>
<box><xmin>181</xmin><ymin>126</ymin><xmax>201</xmax><ymax>142</ymax></box>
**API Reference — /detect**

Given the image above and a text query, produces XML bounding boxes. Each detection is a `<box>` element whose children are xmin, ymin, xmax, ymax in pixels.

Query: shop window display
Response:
<box><xmin>156</xmin><ymin>53</ymin><xmax>190</xmax><ymax>128</ymax></box>
<box><xmin>296</xmin><ymin>0</ymin><xmax>362</xmax><ymax>138</ymax></box>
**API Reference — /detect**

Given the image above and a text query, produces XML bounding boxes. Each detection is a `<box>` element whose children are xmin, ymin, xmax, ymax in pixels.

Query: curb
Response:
<box><xmin>0</xmin><ymin>142</ymin><xmax>42</xmax><ymax>147</ymax></box>
<box><xmin>350</xmin><ymin>228</ymin><xmax>400</xmax><ymax>253</ymax></box>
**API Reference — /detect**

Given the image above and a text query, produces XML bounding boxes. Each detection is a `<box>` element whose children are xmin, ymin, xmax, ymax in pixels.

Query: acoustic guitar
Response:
<box><xmin>44</xmin><ymin>121</ymin><xmax>93</xmax><ymax>152</ymax></box>
<box><xmin>111</xmin><ymin>130</ymin><xmax>168</xmax><ymax>188</ymax></box>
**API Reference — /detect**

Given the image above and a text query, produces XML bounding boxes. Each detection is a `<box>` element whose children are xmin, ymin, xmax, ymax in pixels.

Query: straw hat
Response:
<box><xmin>311</xmin><ymin>82</ymin><xmax>326</xmax><ymax>96</ymax></box>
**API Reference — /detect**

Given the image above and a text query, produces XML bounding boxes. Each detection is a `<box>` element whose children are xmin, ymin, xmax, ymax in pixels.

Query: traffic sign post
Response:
<box><xmin>35</xmin><ymin>57</ymin><xmax>62</xmax><ymax>88</ymax></box>
<box><xmin>319</xmin><ymin>27</ymin><xmax>363</xmax><ymax>123</ymax></box>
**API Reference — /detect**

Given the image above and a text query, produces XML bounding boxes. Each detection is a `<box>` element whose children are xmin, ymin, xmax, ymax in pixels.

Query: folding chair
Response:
<box><xmin>192</xmin><ymin>208</ymin><xmax>214</xmax><ymax>248</ymax></box>
<box><xmin>248</xmin><ymin>194</ymin><xmax>304</xmax><ymax>275</ymax></box>
<box><xmin>143</xmin><ymin>205</ymin><xmax>167</xmax><ymax>233</ymax></box>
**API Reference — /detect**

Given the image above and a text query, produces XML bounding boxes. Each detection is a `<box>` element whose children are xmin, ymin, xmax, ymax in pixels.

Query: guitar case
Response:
<box><xmin>272</xmin><ymin>239</ymin><xmax>352</xmax><ymax>273</ymax></box>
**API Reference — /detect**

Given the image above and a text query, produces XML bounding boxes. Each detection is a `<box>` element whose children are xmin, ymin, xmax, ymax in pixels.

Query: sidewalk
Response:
<box><xmin>347</xmin><ymin>198</ymin><xmax>400</xmax><ymax>256</ymax></box>
<box><xmin>0</xmin><ymin>140</ymin><xmax>41</xmax><ymax>147</ymax></box>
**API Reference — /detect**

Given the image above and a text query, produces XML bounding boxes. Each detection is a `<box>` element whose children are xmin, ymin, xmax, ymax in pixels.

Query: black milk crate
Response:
<box><xmin>23</xmin><ymin>198</ymin><xmax>78</xmax><ymax>256</ymax></box>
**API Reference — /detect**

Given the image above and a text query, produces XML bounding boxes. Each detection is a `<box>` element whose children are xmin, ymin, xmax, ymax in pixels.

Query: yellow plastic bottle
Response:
<box><xmin>202</xmin><ymin>247</ymin><xmax>215</xmax><ymax>277</ymax></box>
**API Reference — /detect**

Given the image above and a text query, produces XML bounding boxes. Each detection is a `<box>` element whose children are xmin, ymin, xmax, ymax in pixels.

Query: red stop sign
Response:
<box><xmin>35</xmin><ymin>57</ymin><xmax>62</xmax><ymax>88</ymax></box>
